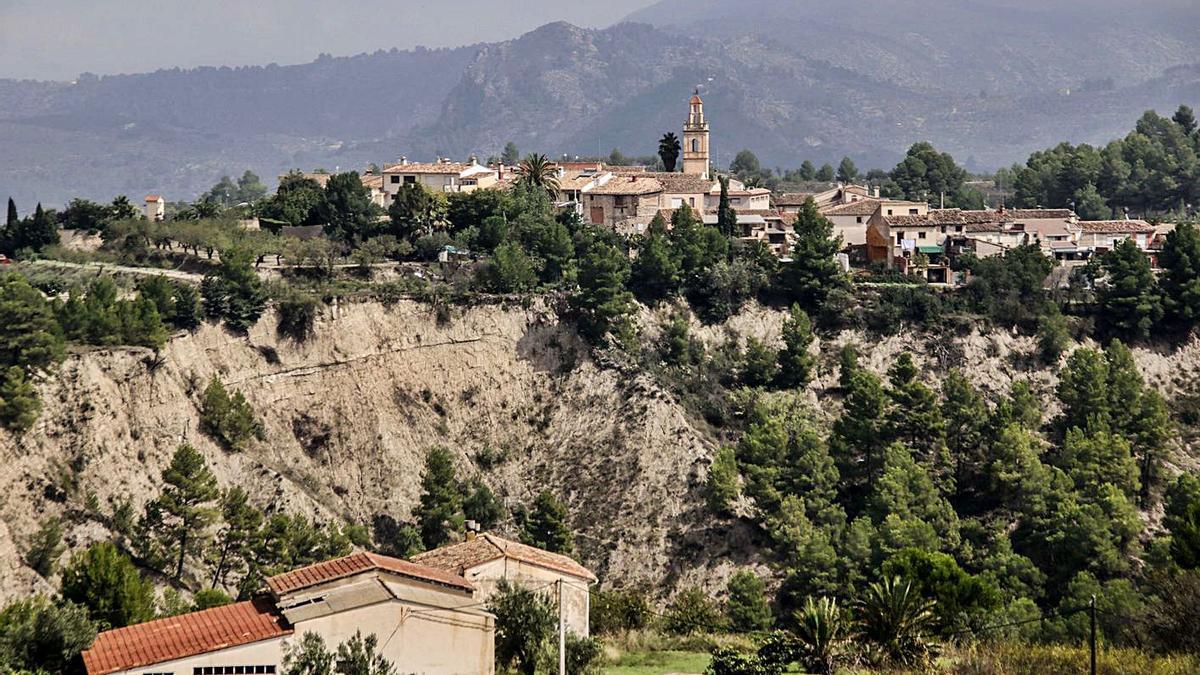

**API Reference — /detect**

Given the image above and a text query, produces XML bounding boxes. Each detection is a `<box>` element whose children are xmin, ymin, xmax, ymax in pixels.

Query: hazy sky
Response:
<box><xmin>0</xmin><ymin>0</ymin><xmax>659</xmax><ymax>81</ymax></box>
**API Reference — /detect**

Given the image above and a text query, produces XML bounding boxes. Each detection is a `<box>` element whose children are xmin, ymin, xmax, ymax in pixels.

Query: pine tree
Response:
<box><xmin>776</xmin><ymin>304</ymin><xmax>817</xmax><ymax>389</ymax></box>
<box><xmin>142</xmin><ymin>444</ymin><xmax>220</xmax><ymax>581</ymax></box>
<box><xmin>1098</xmin><ymin>238</ymin><xmax>1163</xmax><ymax>341</ymax></box>
<box><xmin>836</xmin><ymin>156</ymin><xmax>860</xmax><ymax>183</ymax></box>
<box><xmin>798</xmin><ymin>160</ymin><xmax>816</xmax><ymax>181</ymax></box>
<box><xmin>885</xmin><ymin>354</ymin><xmax>952</xmax><ymax>492</ymax></box>
<box><xmin>941</xmin><ymin>371</ymin><xmax>989</xmax><ymax>503</ymax></box>
<box><xmin>520</xmin><ymin>490</ymin><xmax>573</xmax><ymax>554</ymax></box>
<box><xmin>1056</xmin><ymin>348</ymin><xmax>1111</xmax><ymax>432</ymax></box>
<box><xmin>414</xmin><ymin>447</ymin><xmax>463</xmax><ymax>550</ymax></box>
<box><xmin>767</xmin><ymin>496</ymin><xmax>839</xmax><ymax>606</ymax></box>
<box><xmin>725</xmin><ymin>570</ymin><xmax>773</xmax><ymax>632</ymax></box>
<box><xmin>776</xmin><ymin>197</ymin><xmax>845</xmax><ymax>313</ymax></box>
<box><xmin>23</xmin><ymin>516</ymin><xmax>65</xmax><ymax>577</ymax></box>
<box><xmin>60</xmin><ymin>542</ymin><xmax>156</xmax><ymax>628</ymax></box>
<box><xmin>172</xmin><ymin>282</ymin><xmax>203</xmax><ymax>330</ymax></box>
<box><xmin>1159</xmin><ymin>222</ymin><xmax>1200</xmax><ymax>327</ymax></box>
<box><xmin>462</xmin><ymin>479</ymin><xmax>505</xmax><ymax>531</ymax></box>
<box><xmin>1131</xmin><ymin>389</ymin><xmax>1171</xmax><ymax>507</ymax></box>
<box><xmin>208</xmin><ymin>486</ymin><xmax>263</xmax><ymax>590</ymax></box>
<box><xmin>830</xmin><ymin>369</ymin><xmax>888</xmax><ymax>506</ymax></box>
<box><xmin>570</xmin><ymin>235</ymin><xmax>633</xmax><ymax>346</ymax></box>
<box><xmin>838</xmin><ymin>343</ymin><xmax>859</xmax><ymax>391</ymax></box>
<box><xmin>706</xmin><ymin>446</ymin><xmax>740</xmax><ymax>514</ymax></box>
<box><xmin>868</xmin><ymin>444</ymin><xmax>961</xmax><ymax>552</ymax></box>
<box><xmin>0</xmin><ymin>365</ymin><xmax>41</xmax><ymax>433</ymax></box>
<box><xmin>1057</xmin><ymin>427</ymin><xmax>1141</xmax><ymax>501</ymax></box>
<box><xmin>629</xmin><ymin>215</ymin><xmax>680</xmax><ymax>303</ymax></box>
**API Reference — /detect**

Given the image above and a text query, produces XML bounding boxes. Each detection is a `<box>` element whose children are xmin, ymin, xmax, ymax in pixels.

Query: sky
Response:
<box><xmin>0</xmin><ymin>0</ymin><xmax>660</xmax><ymax>81</ymax></box>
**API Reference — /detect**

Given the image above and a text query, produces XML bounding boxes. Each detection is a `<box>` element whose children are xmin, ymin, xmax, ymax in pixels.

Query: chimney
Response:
<box><xmin>399</xmin><ymin>156</ymin><xmax>408</xmax><ymax>166</ymax></box>
<box><xmin>468</xmin><ymin>154</ymin><xmax>478</xmax><ymax>165</ymax></box>
<box><xmin>874</xmin><ymin>185</ymin><xmax>881</xmax><ymax>199</ymax></box>
<box><xmin>465</xmin><ymin>520</ymin><xmax>480</xmax><ymax>540</ymax></box>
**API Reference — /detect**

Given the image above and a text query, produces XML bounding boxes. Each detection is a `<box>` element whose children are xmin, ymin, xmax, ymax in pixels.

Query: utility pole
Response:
<box><xmin>558</xmin><ymin>579</ymin><xmax>566</xmax><ymax>675</ymax></box>
<box><xmin>1089</xmin><ymin>594</ymin><xmax>1097</xmax><ymax>675</ymax></box>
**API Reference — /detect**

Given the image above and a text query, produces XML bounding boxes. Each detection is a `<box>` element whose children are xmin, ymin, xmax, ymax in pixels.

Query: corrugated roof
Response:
<box><xmin>266</xmin><ymin>551</ymin><xmax>474</xmax><ymax>595</ymax></box>
<box><xmin>82</xmin><ymin>599</ymin><xmax>291</xmax><ymax>675</ymax></box>
<box><xmin>412</xmin><ymin>534</ymin><xmax>597</xmax><ymax>582</ymax></box>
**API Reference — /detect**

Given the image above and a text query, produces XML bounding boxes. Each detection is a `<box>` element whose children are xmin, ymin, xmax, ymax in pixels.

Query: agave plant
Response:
<box><xmin>855</xmin><ymin>576</ymin><xmax>938</xmax><ymax>668</ymax></box>
<box><xmin>793</xmin><ymin>596</ymin><xmax>845</xmax><ymax>675</ymax></box>
<box><xmin>516</xmin><ymin>153</ymin><xmax>560</xmax><ymax>200</ymax></box>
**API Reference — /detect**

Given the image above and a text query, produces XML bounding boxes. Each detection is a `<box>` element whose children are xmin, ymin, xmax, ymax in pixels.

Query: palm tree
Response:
<box><xmin>855</xmin><ymin>576</ymin><xmax>937</xmax><ymax>669</ymax></box>
<box><xmin>793</xmin><ymin>597</ymin><xmax>845</xmax><ymax>675</ymax></box>
<box><xmin>517</xmin><ymin>153</ymin><xmax>560</xmax><ymax>199</ymax></box>
<box><xmin>659</xmin><ymin>132</ymin><xmax>682</xmax><ymax>172</ymax></box>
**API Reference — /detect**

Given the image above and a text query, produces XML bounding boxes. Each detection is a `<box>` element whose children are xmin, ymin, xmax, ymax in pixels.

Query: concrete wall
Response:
<box><xmin>464</xmin><ymin>558</ymin><xmax>591</xmax><ymax>637</ymax></box>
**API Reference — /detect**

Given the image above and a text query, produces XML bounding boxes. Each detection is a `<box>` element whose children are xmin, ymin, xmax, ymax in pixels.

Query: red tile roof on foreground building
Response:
<box><xmin>266</xmin><ymin>551</ymin><xmax>475</xmax><ymax>595</ymax></box>
<box><xmin>82</xmin><ymin>598</ymin><xmax>291</xmax><ymax>675</ymax></box>
<box><xmin>413</xmin><ymin>534</ymin><xmax>598</xmax><ymax>582</ymax></box>
<box><xmin>587</xmin><ymin>177</ymin><xmax>664</xmax><ymax>195</ymax></box>
<box><xmin>823</xmin><ymin>200</ymin><xmax>882</xmax><ymax>216</ymax></box>
<box><xmin>382</xmin><ymin>162</ymin><xmax>469</xmax><ymax>174</ymax></box>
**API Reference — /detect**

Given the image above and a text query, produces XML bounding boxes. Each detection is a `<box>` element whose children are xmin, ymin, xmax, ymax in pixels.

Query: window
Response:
<box><xmin>918</xmin><ymin>232</ymin><xmax>927</xmax><ymax>239</ymax></box>
<box><xmin>856</xmin><ymin>216</ymin><xmax>863</xmax><ymax>224</ymax></box>
<box><xmin>887</xmin><ymin>209</ymin><xmax>894</xmax><ymax>216</ymax></box>
<box><xmin>909</xmin><ymin>208</ymin><xmax>919</xmax><ymax>215</ymax></box>
<box><xmin>389</xmin><ymin>176</ymin><xmax>399</xmax><ymax>184</ymax></box>
<box><xmin>896</xmin><ymin>232</ymin><xmax>905</xmax><ymax>244</ymax></box>
<box><xmin>193</xmin><ymin>667</ymin><xmax>275</xmax><ymax>675</ymax></box>
<box><xmin>689</xmin><ymin>197</ymin><xmax>695</xmax><ymax>207</ymax></box>
<box><xmin>404</xmin><ymin>176</ymin><xmax>416</xmax><ymax>184</ymax></box>
<box><xmin>691</xmin><ymin>138</ymin><xmax>700</xmax><ymax>153</ymax></box>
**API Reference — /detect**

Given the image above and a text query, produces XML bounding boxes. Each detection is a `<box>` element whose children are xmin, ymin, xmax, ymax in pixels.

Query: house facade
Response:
<box><xmin>144</xmin><ymin>196</ymin><xmax>165</xmax><ymax>222</ymax></box>
<box><xmin>413</xmin><ymin>533</ymin><xmax>598</xmax><ymax>637</ymax></box>
<box><xmin>381</xmin><ymin>158</ymin><xmax>498</xmax><ymax>198</ymax></box>
<box><xmin>82</xmin><ymin>552</ymin><xmax>495</xmax><ymax>675</ymax></box>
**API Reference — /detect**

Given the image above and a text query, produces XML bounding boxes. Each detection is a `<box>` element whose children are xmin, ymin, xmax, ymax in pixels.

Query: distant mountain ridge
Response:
<box><xmin>1</xmin><ymin>5</ymin><xmax>1198</xmax><ymax>206</ymax></box>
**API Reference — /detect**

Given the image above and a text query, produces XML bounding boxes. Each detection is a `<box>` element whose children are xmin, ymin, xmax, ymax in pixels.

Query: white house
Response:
<box><xmin>413</xmin><ymin>533</ymin><xmax>598</xmax><ymax>637</ymax></box>
<box><xmin>145</xmin><ymin>195</ymin><xmax>165</xmax><ymax>222</ymax></box>
<box><xmin>82</xmin><ymin>552</ymin><xmax>495</xmax><ymax>675</ymax></box>
<box><xmin>381</xmin><ymin>158</ymin><xmax>499</xmax><ymax>199</ymax></box>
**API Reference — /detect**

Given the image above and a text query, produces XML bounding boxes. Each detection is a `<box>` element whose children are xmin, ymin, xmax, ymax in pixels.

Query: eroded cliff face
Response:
<box><xmin>4</xmin><ymin>298</ymin><xmax>1200</xmax><ymax>603</ymax></box>
<box><xmin>0</xmin><ymin>299</ymin><xmax>742</xmax><ymax>602</ymax></box>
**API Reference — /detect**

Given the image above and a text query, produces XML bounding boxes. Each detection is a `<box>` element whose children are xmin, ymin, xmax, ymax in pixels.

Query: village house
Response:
<box><xmin>774</xmin><ymin>184</ymin><xmax>873</xmax><ymax>213</ymax></box>
<box><xmin>381</xmin><ymin>157</ymin><xmax>499</xmax><ymax>198</ymax></box>
<box><xmin>822</xmin><ymin>199</ymin><xmax>928</xmax><ymax>250</ymax></box>
<box><xmin>1077</xmin><ymin>219</ymin><xmax>1158</xmax><ymax>253</ymax></box>
<box><xmin>81</xmin><ymin>552</ymin><xmax>496</xmax><ymax>675</ymax></box>
<box><xmin>413</xmin><ymin>533</ymin><xmax>598</xmax><ymax>637</ymax></box>
<box><xmin>144</xmin><ymin>195</ymin><xmax>165</xmax><ymax>222</ymax></box>
<box><xmin>580</xmin><ymin>175</ymin><xmax>665</xmax><ymax>232</ymax></box>
<box><xmin>359</xmin><ymin>171</ymin><xmax>388</xmax><ymax>208</ymax></box>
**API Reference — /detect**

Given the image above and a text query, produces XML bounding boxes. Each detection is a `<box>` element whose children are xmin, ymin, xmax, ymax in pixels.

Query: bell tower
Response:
<box><xmin>682</xmin><ymin>89</ymin><xmax>710</xmax><ymax>178</ymax></box>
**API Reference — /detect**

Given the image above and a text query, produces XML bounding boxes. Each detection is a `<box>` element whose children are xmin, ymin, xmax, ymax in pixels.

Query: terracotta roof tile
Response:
<box><xmin>82</xmin><ymin>599</ymin><xmax>291</xmax><ymax>675</ymax></box>
<box><xmin>773</xmin><ymin>192</ymin><xmax>816</xmax><ymax>206</ymax></box>
<box><xmin>822</xmin><ymin>200</ymin><xmax>881</xmax><ymax>216</ymax></box>
<box><xmin>587</xmin><ymin>177</ymin><xmax>663</xmax><ymax>196</ymax></box>
<box><xmin>1079</xmin><ymin>219</ymin><xmax>1156</xmax><ymax>233</ymax></box>
<box><xmin>626</xmin><ymin>172</ymin><xmax>713</xmax><ymax>194</ymax></box>
<box><xmin>412</xmin><ymin>534</ymin><xmax>597</xmax><ymax>582</ymax></box>
<box><xmin>383</xmin><ymin>162</ymin><xmax>469</xmax><ymax>175</ymax></box>
<box><xmin>266</xmin><ymin>551</ymin><xmax>474</xmax><ymax>595</ymax></box>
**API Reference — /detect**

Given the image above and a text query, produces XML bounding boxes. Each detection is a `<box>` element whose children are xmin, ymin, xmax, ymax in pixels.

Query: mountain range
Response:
<box><xmin>1</xmin><ymin>0</ymin><xmax>1198</xmax><ymax>206</ymax></box>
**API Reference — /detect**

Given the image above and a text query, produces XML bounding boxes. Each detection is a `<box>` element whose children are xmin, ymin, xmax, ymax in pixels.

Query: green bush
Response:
<box><xmin>199</xmin><ymin>376</ymin><xmax>261</xmax><ymax>451</ymax></box>
<box><xmin>276</xmin><ymin>293</ymin><xmax>320</xmax><ymax>342</ymax></box>
<box><xmin>565</xmin><ymin>633</ymin><xmax>603</xmax><ymax>675</ymax></box>
<box><xmin>590</xmin><ymin>588</ymin><xmax>651</xmax><ymax>636</ymax></box>
<box><xmin>665</xmin><ymin>588</ymin><xmax>727</xmax><ymax>636</ymax></box>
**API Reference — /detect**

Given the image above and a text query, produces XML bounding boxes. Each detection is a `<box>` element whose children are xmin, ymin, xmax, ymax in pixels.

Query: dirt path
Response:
<box><xmin>25</xmin><ymin>259</ymin><xmax>205</xmax><ymax>284</ymax></box>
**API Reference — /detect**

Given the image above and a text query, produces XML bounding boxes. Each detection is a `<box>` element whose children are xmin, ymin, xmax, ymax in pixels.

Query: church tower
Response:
<box><xmin>682</xmin><ymin>89</ymin><xmax>710</xmax><ymax>178</ymax></box>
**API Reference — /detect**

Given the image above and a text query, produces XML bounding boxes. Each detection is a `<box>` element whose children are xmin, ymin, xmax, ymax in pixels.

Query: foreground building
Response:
<box><xmin>82</xmin><ymin>552</ymin><xmax>496</xmax><ymax>675</ymax></box>
<box><xmin>413</xmin><ymin>533</ymin><xmax>598</xmax><ymax>637</ymax></box>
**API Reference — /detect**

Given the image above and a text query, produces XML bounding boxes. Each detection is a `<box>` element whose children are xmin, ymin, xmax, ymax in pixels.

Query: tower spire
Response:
<box><xmin>683</xmin><ymin>90</ymin><xmax>710</xmax><ymax>178</ymax></box>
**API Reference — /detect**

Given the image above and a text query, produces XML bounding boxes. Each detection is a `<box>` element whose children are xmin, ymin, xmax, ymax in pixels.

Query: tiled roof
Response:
<box><xmin>144</xmin><ymin>195</ymin><xmax>163</xmax><ymax>202</ymax></box>
<box><xmin>629</xmin><ymin>172</ymin><xmax>713</xmax><ymax>194</ymax></box>
<box><xmin>360</xmin><ymin>174</ymin><xmax>384</xmax><ymax>190</ymax></box>
<box><xmin>82</xmin><ymin>599</ymin><xmax>291</xmax><ymax>675</ymax></box>
<box><xmin>1002</xmin><ymin>209</ymin><xmax>1075</xmax><ymax>220</ymax></box>
<box><xmin>587</xmin><ymin>177</ymin><xmax>663</xmax><ymax>196</ymax></box>
<box><xmin>266</xmin><ymin>551</ymin><xmax>474</xmax><ymax>595</ymax></box>
<box><xmin>823</xmin><ymin>200</ymin><xmax>881</xmax><ymax>216</ymax></box>
<box><xmin>383</xmin><ymin>162</ymin><xmax>469</xmax><ymax>175</ymax></box>
<box><xmin>737</xmin><ymin>209</ymin><xmax>798</xmax><ymax>226</ymax></box>
<box><xmin>558</xmin><ymin>171</ymin><xmax>605</xmax><ymax>192</ymax></box>
<box><xmin>412</xmin><ymin>534</ymin><xmax>597</xmax><ymax>582</ymax></box>
<box><xmin>885</xmin><ymin>209</ymin><xmax>999</xmax><ymax>227</ymax></box>
<box><xmin>774</xmin><ymin>192</ymin><xmax>815</xmax><ymax>206</ymax></box>
<box><xmin>1079</xmin><ymin>219</ymin><xmax>1156</xmax><ymax>233</ymax></box>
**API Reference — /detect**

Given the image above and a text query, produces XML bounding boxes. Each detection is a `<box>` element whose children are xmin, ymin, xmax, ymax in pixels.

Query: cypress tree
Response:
<box><xmin>717</xmin><ymin>176</ymin><xmax>737</xmax><ymax>241</ymax></box>
<box><xmin>5</xmin><ymin>198</ymin><xmax>16</xmax><ymax>228</ymax></box>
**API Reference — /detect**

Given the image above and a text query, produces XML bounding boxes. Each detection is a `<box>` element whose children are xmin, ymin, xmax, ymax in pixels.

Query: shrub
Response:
<box><xmin>276</xmin><ymin>293</ymin><xmax>320</xmax><ymax>342</ymax></box>
<box><xmin>726</xmin><ymin>571</ymin><xmax>773</xmax><ymax>632</ymax></box>
<box><xmin>23</xmin><ymin>517</ymin><xmax>65</xmax><ymax>577</ymax></box>
<box><xmin>565</xmin><ymin>633</ymin><xmax>603</xmax><ymax>675</ymax></box>
<box><xmin>590</xmin><ymin>588</ymin><xmax>651</xmax><ymax>636</ymax></box>
<box><xmin>665</xmin><ymin>588</ymin><xmax>726</xmax><ymax>636</ymax></box>
<box><xmin>199</xmin><ymin>376</ymin><xmax>261</xmax><ymax>451</ymax></box>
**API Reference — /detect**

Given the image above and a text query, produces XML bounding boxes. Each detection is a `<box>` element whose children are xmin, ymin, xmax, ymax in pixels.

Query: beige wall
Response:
<box><xmin>583</xmin><ymin>193</ymin><xmax>662</xmax><ymax>229</ymax></box>
<box><xmin>828</xmin><ymin>214</ymin><xmax>871</xmax><ymax>247</ymax></box>
<box><xmin>464</xmin><ymin>558</ymin><xmax>592</xmax><ymax>637</ymax></box>
<box><xmin>109</xmin><ymin>635</ymin><xmax>285</xmax><ymax>675</ymax></box>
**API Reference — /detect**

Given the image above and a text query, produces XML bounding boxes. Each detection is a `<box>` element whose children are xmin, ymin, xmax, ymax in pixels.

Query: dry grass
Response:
<box><xmin>946</xmin><ymin>642</ymin><xmax>1200</xmax><ymax>675</ymax></box>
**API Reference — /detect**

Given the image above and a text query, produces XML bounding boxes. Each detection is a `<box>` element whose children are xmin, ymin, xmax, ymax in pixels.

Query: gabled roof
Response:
<box><xmin>823</xmin><ymin>200</ymin><xmax>881</xmax><ymax>216</ymax></box>
<box><xmin>1079</xmin><ymin>219</ymin><xmax>1156</xmax><ymax>233</ymax></box>
<box><xmin>382</xmin><ymin>162</ymin><xmax>469</xmax><ymax>175</ymax></box>
<box><xmin>82</xmin><ymin>599</ymin><xmax>291</xmax><ymax>675</ymax></box>
<box><xmin>266</xmin><ymin>551</ymin><xmax>474</xmax><ymax>595</ymax></box>
<box><xmin>628</xmin><ymin>172</ymin><xmax>713</xmax><ymax>194</ymax></box>
<box><xmin>1002</xmin><ymin>208</ymin><xmax>1075</xmax><ymax>220</ymax></box>
<box><xmin>144</xmin><ymin>195</ymin><xmax>163</xmax><ymax>202</ymax></box>
<box><xmin>360</xmin><ymin>174</ymin><xmax>384</xmax><ymax>190</ymax></box>
<box><xmin>412</xmin><ymin>534</ymin><xmax>598</xmax><ymax>583</ymax></box>
<box><xmin>773</xmin><ymin>192</ymin><xmax>815</xmax><ymax>206</ymax></box>
<box><xmin>586</xmin><ymin>177</ymin><xmax>663</xmax><ymax>196</ymax></box>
